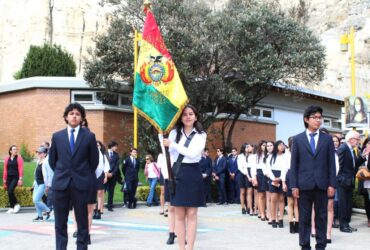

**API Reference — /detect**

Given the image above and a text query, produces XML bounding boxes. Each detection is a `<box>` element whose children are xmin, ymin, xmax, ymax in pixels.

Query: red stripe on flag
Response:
<box><xmin>143</xmin><ymin>10</ymin><xmax>171</xmax><ymax>59</ymax></box>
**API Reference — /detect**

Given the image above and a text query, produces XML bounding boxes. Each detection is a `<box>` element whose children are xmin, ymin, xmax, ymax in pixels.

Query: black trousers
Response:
<box><xmin>203</xmin><ymin>177</ymin><xmax>212</xmax><ymax>203</ymax></box>
<box><xmin>337</xmin><ymin>186</ymin><xmax>353</xmax><ymax>228</ymax></box>
<box><xmin>126</xmin><ymin>179</ymin><xmax>138</xmax><ymax>204</ymax></box>
<box><xmin>363</xmin><ymin>193</ymin><xmax>370</xmax><ymax>220</ymax></box>
<box><xmin>53</xmin><ymin>183</ymin><xmax>88</xmax><ymax>250</ymax></box>
<box><xmin>105</xmin><ymin>177</ymin><xmax>116</xmax><ymax>209</ymax></box>
<box><xmin>216</xmin><ymin>174</ymin><xmax>227</xmax><ymax>203</ymax></box>
<box><xmin>298</xmin><ymin>188</ymin><xmax>328</xmax><ymax>250</ymax></box>
<box><xmin>6</xmin><ymin>175</ymin><xmax>19</xmax><ymax>208</ymax></box>
<box><xmin>228</xmin><ymin>176</ymin><xmax>239</xmax><ymax>203</ymax></box>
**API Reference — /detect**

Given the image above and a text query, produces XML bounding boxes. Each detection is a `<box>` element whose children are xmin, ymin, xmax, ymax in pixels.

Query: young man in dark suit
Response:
<box><xmin>290</xmin><ymin>106</ymin><xmax>336</xmax><ymax>250</ymax></box>
<box><xmin>337</xmin><ymin>130</ymin><xmax>368</xmax><ymax>233</ymax></box>
<box><xmin>49</xmin><ymin>103</ymin><xmax>99</xmax><ymax>250</ymax></box>
<box><xmin>199</xmin><ymin>148</ymin><xmax>213</xmax><ymax>203</ymax></box>
<box><xmin>227</xmin><ymin>148</ymin><xmax>239</xmax><ymax>204</ymax></box>
<box><xmin>122</xmin><ymin>148</ymin><xmax>140</xmax><ymax>209</ymax></box>
<box><xmin>106</xmin><ymin>141</ymin><xmax>120</xmax><ymax>212</ymax></box>
<box><xmin>213</xmin><ymin>148</ymin><xmax>228</xmax><ymax>205</ymax></box>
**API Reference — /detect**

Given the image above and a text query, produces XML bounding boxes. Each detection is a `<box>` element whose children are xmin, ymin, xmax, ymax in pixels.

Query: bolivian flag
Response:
<box><xmin>133</xmin><ymin>7</ymin><xmax>188</xmax><ymax>133</ymax></box>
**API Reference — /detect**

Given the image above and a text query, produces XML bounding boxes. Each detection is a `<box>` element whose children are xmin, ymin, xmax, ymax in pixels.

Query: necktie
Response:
<box><xmin>133</xmin><ymin>157</ymin><xmax>136</xmax><ymax>168</ymax></box>
<box><xmin>309</xmin><ymin>133</ymin><xmax>317</xmax><ymax>154</ymax></box>
<box><xmin>110</xmin><ymin>152</ymin><xmax>113</xmax><ymax>159</ymax></box>
<box><xmin>70</xmin><ymin>128</ymin><xmax>75</xmax><ymax>152</ymax></box>
<box><xmin>350</xmin><ymin>149</ymin><xmax>355</xmax><ymax>168</ymax></box>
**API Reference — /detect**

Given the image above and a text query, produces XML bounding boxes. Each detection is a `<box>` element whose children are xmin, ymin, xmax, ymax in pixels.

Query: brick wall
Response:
<box><xmin>0</xmin><ymin>88</ymin><xmax>69</xmax><ymax>159</ymax></box>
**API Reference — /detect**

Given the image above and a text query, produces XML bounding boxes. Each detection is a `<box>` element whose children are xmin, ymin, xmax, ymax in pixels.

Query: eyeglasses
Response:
<box><xmin>350</xmin><ymin>138</ymin><xmax>360</xmax><ymax>141</ymax></box>
<box><xmin>145</xmin><ymin>158</ymin><xmax>150</xmax><ymax>160</ymax></box>
<box><xmin>309</xmin><ymin>116</ymin><xmax>323</xmax><ymax>121</ymax></box>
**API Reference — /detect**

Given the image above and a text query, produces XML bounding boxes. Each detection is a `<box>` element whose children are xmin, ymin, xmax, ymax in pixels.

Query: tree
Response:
<box><xmin>84</xmin><ymin>0</ymin><xmax>325</xmax><ymax>150</ymax></box>
<box><xmin>16</xmin><ymin>43</ymin><xmax>76</xmax><ymax>79</ymax></box>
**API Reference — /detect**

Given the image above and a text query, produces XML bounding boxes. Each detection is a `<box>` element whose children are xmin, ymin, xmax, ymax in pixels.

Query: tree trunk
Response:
<box><xmin>223</xmin><ymin>113</ymin><xmax>241</xmax><ymax>151</ymax></box>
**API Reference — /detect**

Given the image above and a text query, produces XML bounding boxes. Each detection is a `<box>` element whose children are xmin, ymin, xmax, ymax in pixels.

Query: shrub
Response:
<box><xmin>17</xmin><ymin>43</ymin><xmax>76</xmax><ymax>79</ymax></box>
<box><xmin>19</xmin><ymin>143</ymin><xmax>33</xmax><ymax>162</ymax></box>
<box><xmin>0</xmin><ymin>187</ymin><xmax>34</xmax><ymax>208</ymax></box>
<box><xmin>136</xmin><ymin>186</ymin><xmax>160</xmax><ymax>201</ymax></box>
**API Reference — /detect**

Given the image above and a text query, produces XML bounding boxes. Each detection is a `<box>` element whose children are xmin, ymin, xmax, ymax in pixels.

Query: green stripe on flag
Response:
<box><xmin>133</xmin><ymin>73</ymin><xmax>179</xmax><ymax>132</ymax></box>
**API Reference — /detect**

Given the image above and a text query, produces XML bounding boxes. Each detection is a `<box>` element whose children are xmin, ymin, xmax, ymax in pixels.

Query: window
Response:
<box><xmin>72</xmin><ymin>91</ymin><xmax>94</xmax><ymax>103</ymax></box>
<box><xmin>332</xmin><ymin>119</ymin><xmax>342</xmax><ymax>129</ymax></box>
<box><xmin>323</xmin><ymin>118</ymin><xmax>332</xmax><ymax>127</ymax></box>
<box><xmin>119</xmin><ymin>95</ymin><xmax>132</xmax><ymax>106</ymax></box>
<box><xmin>262</xmin><ymin>109</ymin><xmax>272</xmax><ymax>118</ymax></box>
<box><xmin>251</xmin><ymin>108</ymin><xmax>260</xmax><ymax>116</ymax></box>
<box><xmin>96</xmin><ymin>92</ymin><xmax>119</xmax><ymax>106</ymax></box>
<box><xmin>249</xmin><ymin>106</ymin><xmax>273</xmax><ymax>120</ymax></box>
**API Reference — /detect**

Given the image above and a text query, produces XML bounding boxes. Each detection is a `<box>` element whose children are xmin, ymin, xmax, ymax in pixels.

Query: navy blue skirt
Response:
<box><xmin>268</xmin><ymin>170</ymin><xmax>283</xmax><ymax>194</ymax></box>
<box><xmin>171</xmin><ymin>162</ymin><xmax>205</xmax><ymax>207</ymax></box>
<box><xmin>96</xmin><ymin>172</ymin><xmax>105</xmax><ymax>190</ymax></box>
<box><xmin>256</xmin><ymin>169</ymin><xmax>268</xmax><ymax>192</ymax></box>
<box><xmin>159</xmin><ymin>172</ymin><xmax>165</xmax><ymax>186</ymax></box>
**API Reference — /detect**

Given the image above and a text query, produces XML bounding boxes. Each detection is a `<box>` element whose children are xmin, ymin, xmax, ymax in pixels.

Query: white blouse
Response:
<box><xmin>237</xmin><ymin>153</ymin><xmax>248</xmax><ymax>175</ymax></box>
<box><xmin>96</xmin><ymin>151</ymin><xmax>110</xmax><ymax>178</ymax></box>
<box><xmin>251</xmin><ymin>154</ymin><xmax>267</xmax><ymax>177</ymax></box>
<box><xmin>157</xmin><ymin>153</ymin><xmax>168</xmax><ymax>179</ymax></box>
<box><xmin>168</xmin><ymin>128</ymin><xmax>207</xmax><ymax>164</ymax></box>
<box><xmin>265</xmin><ymin>154</ymin><xmax>288</xmax><ymax>181</ymax></box>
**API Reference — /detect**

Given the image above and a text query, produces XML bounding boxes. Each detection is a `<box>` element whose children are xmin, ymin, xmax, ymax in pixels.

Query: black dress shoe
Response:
<box><xmin>166</xmin><ymin>233</ymin><xmax>175</xmax><ymax>245</ymax></box>
<box><xmin>133</xmin><ymin>200</ymin><xmax>137</xmax><ymax>208</ymax></box>
<box><xmin>311</xmin><ymin>233</ymin><xmax>316</xmax><ymax>237</ymax></box>
<box><xmin>242</xmin><ymin>208</ymin><xmax>246</xmax><ymax>214</ymax></box>
<box><xmin>332</xmin><ymin>222</ymin><xmax>339</xmax><ymax>228</ymax></box>
<box><xmin>340</xmin><ymin>227</ymin><xmax>352</xmax><ymax>233</ymax></box>
<box><xmin>108</xmin><ymin>208</ymin><xmax>114</xmax><ymax>212</ymax></box>
<box><xmin>278</xmin><ymin>220</ymin><xmax>284</xmax><ymax>228</ymax></box>
<box><xmin>73</xmin><ymin>231</ymin><xmax>77</xmax><ymax>238</ymax></box>
<box><xmin>348</xmin><ymin>226</ymin><xmax>357</xmax><ymax>232</ymax></box>
<box><xmin>327</xmin><ymin>239</ymin><xmax>332</xmax><ymax>244</ymax></box>
<box><xmin>87</xmin><ymin>234</ymin><xmax>91</xmax><ymax>245</ymax></box>
<box><xmin>272</xmin><ymin>220</ymin><xmax>277</xmax><ymax>228</ymax></box>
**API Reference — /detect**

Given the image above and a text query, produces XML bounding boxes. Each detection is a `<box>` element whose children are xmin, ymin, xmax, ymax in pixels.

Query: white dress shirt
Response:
<box><xmin>251</xmin><ymin>154</ymin><xmax>267</xmax><ymax>177</ymax></box>
<box><xmin>67</xmin><ymin>125</ymin><xmax>80</xmax><ymax>143</ymax></box>
<box><xmin>168</xmin><ymin>128</ymin><xmax>206</xmax><ymax>164</ymax></box>
<box><xmin>305</xmin><ymin>129</ymin><xmax>319</xmax><ymax>149</ymax></box>
<box><xmin>237</xmin><ymin>153</ymin><xmax>248</xmax><ymax>175</ymax></box>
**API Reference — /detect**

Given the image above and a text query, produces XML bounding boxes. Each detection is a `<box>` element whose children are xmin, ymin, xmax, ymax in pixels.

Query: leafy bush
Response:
<box><xmin>0</xmin><ymin>187</ymin><xmax>34</xmax><ymax>207</ymax></box>
<box><xmin>17</xmin><ymin>43</ymin><xmax>76</xmax><ymax>79</ymax></box>
<box><xmin>136</xmin><ymin>186</ymin><xmax>160</xmax><ymax>201</ymax></box>
<box><xmin>19</xmin><ymin>143</ymin><xmax>34</xmax><ymax>162</ymax></box>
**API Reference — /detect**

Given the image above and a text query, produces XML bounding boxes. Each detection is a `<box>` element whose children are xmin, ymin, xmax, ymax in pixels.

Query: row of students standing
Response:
<box><xmin>211</xmin><ymin>139</ymin><xmax>300</xmax><ymax>233</ymax></box>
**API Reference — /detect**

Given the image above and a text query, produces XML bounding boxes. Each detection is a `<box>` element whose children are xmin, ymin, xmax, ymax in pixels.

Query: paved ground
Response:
<box><xmin>0</xmin><ymin>203</ymin><xmax>369</xmax><ymax>250</ymax></box>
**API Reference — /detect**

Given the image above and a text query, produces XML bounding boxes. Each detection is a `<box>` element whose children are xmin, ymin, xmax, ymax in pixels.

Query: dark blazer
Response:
<box><xmin>199</xmin><ymin>156</ymin><xmax>213</xmax><ymax>177</ymax></box>
<box><xmin>214</xmin><ymin>156</ymin><xmax>227</xmax><ymax>176</ymax></box>
<box><xmin>108</xmin><ymin>151</ymin><xmax>120</xmax><ymax>176</ymax></box>
<box><xmin>227</xmin><ymin>156</ymin><xmax>238</xmax><ymax>174</ymax></box>
<box><xmin>122</xmin><ymin>156</ymin><xmax>140</xmax><ymax>181</ymax></box>
<box><xmin>49</xmin><ymin>127</ymin><xmax>99</xmax><ymax>191</ymax></box>
<box><xmin>337</xmin><ymin>144</ymin><xmax>365</xmax><ymax>189</ymax></box>
<box><xmin>290</xmin><ymin>131</ymin><xmax>336</xmax><ymax>191</ymax></box>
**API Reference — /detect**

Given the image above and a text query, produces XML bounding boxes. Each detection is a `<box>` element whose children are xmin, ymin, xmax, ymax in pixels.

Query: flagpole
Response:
<box><xmin>133</xmin><ymin>30</ymin><xmax>139</xmax><ymax>148</ymax></box>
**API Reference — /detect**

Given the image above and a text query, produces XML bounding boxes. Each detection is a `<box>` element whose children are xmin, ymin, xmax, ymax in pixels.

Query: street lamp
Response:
<box><xmin>340</xmin><ymin>26</ymin><xmax>356</xmax><ymax>96</ymax></box>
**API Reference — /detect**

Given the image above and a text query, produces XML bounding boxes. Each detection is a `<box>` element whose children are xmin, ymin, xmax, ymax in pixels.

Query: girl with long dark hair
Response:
<box><xmin>266</xmin><ymin>140</ymin><xmax>286</xmax><ymax>228</ymax></box>
<box><xmin>265</xmin><ymin>141</ymin><xmax>274</xmax><ymax>224</ymax></box>
<box><xmin>252</xmin><ymin>140</ymin><xmax>267</xmax><ymax>220</ymax></box>
<box><xmin>237</xmin><ymin>144</ymin><xmax>249</xmax><ymax>214</ymax></box>
<box><xmin>163</xmin><ymin>104</ymin><xmax>206</xmax><ymax>250</ymax></box>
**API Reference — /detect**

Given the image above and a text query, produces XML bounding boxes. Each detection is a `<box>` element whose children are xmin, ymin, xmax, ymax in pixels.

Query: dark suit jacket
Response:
<box><xmin>49</xmin><ymin>127</ymin><xmax>99</xmax><ymax>191</ymax></box>
<box><xmin>213</xmin><ymin>156</ymin><xmax>227</xmax><ymax>176</ymax></box>
<box><xmin>227</xmin><ymin>156</ymin><xmax>239</xmax><ymax>174</ymax></box>
<box><xmin>122</xmin><ymin>156</ymin><xmax>140</xmax><ymax>181</ymax></box>
<box><xmin>108</xmin><ymin>151</ymin><xmax>120</xmax><ymax>176</ymax></box>
<box><xmin>337</xmin><ymin>143</ymin><xmax>365</xmax><ymax>189</ymax></box>
<box><xmin>290</xmin><ymin>131</ymin><xmax>336</xmax><ymax>191</ymax></box>
<box><xmin>199</xmin><ymin>156</ymin><xmax>213</xmax><ymax>177</ymax></box>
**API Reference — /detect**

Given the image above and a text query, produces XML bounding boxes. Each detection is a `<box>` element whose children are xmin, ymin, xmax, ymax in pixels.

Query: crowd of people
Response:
<box><xmin>2</xmin><ymin>104</ymin><xmax>370</xmax><ymax>250</ymax></box>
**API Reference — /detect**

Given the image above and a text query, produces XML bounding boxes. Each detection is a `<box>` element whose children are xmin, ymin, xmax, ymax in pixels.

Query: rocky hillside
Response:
<box><xmin>1</xmin><ymin>0</ymin><xmax>370</xmax><ymax>98</ymax></box>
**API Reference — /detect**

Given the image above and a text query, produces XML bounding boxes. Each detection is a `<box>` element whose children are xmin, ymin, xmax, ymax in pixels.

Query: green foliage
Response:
<box><xmin>13</xmin><ymin>70</ymin><xmax>22</xmax><ymax>80</ymax></box>
<box><xmin>0</xmin><ymin>187</ymin><xmax>34</xmax><ymax>208</ymax></box>
<box><xmin>84</xmin><ymin>0</ymin><xmax>326</xmax><ymax>149</ymax></box>
<box><xmin>136</xmin><ymin>186</ymin><xmax>161</xmax><ymax>201</ymax></box>
<box><xmin>19</xmin><ymin>143</ymin><xmax>34</xmax><ymax>162</ymax></box>
<box><xmin>17</xmin><ymin>43</ymin><xmax>76</xmax><ymax>79</ymax></box>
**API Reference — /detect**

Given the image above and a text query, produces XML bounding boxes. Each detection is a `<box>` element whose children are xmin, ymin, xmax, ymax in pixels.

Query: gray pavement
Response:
<box><xmin>0</xmin><ymin>203</ymin><xmax>369</xmax><ymax>250</ymax></box>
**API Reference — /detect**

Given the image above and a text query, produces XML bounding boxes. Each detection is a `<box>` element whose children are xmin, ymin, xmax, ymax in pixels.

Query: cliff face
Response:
<box><xmin>1</xmin><ymin>0</ymin><xmax>370</xmax><ymax>98</ymax></box>
<box><xmin>0</xmin><ymin>0</ymin><xmax>114</xmax><ymax>82</ymax></box>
